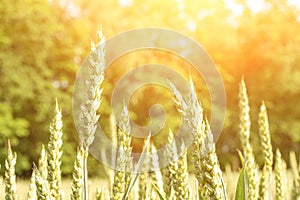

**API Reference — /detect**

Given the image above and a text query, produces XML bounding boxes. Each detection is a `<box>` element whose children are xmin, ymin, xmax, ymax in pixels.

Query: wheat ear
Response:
<box><xmin>138</xmin><ymin>171</ymin><xmax>148</xmax><ymax>200</ymax></box>
<box><xmin>199</xmin><ymin>120</ymin><xmax>225</xmax><ymax>199</ymax></box>
<box><xmin>111</xmin><ymin>105</ymin><xmax>132</xmax><ymax>200</ymax></box>
<box><xmin>5</xmin><ymin>140</ymin><xmax>17</xmax><ymax>200</ymax></box>
<box><xmin>258</xmin><ymin>166</ymin><xmax>267</xmax><ymax>200</ymax></box>
<box><xmin>138</xmin><ymin>141</ymin><xmax>151</xmax><ymax>200</ymax></box>
<box><xmin>79</xmin><ymin>28</ymin><xmax>106</xmax><ymax>200</ymax></box>
<box><xmin>109</xmin><ymin>113</ymin><xmax>117</xmax><ymax>186</ymax></box>
<box><xmin>258</xmin><ymin>102</ymin><xmax>273</xmax><ymax>199</ymax></box>
<box><xmin>149</xmin><ymin>145</ymin><xmax>164</xmax><ymax>197</ymax></box>
<box><xmin>34</xmin><ymin>165</ymin><xmax>50</xmax><ymax>200</ymax></box>
<box><xmin>291</xmin><ymin>168</ymin><xmax>300</xmax><ymax>199</ymax></box>
<box><xmin>161</xmin><ymin>130</ymin><xmax>177</xmax><ymax>198</ymax></box>
<box><xmin>239</xmin><ymin>78</ymin><xmax>258</xmax><ymax>200</ymax></box>
<box><xmin>70</xmin><ymin>146</ymin><xmax>84</xmax><ymax>200</ymax></box>
<box><xmin>118</xmin><ymin>104</ymin><xmax>133</xmax><ymax>190</ymax></box>
<box><xmin>47</xmin><ymin>100</ymin><xmax>63</xmax><ymax>199</ymax></box>
<box><xmin>275</xmin><ymin>149</ymin><xmax>284</xmax><ymax>200</ymax></box>
<box><xmin>28</xmin><ymin>168</ymin><xmax>37</xmax><ymax>200</ymax></box>
<box><xmin>38</xmin><ymin>144</ymin><xmax>48</xmax><ymax>182</ymax></box>
<box><xmin>173</xmin><ymin>142</ymin><xmax>190</xmax><ymax>200</ymax></box>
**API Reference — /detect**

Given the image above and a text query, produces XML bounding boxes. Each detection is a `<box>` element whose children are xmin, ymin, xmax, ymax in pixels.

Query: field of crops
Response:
<box><xmin>1</xmin><ymin>30</ymin><xmax>300</xmax><ymax>200</ymax></box>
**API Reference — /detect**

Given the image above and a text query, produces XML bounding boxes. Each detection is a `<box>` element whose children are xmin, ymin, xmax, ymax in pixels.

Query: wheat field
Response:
<box><xmin>1</xmin><ymin>29</ymin><xmax>300</xmax><ymax>200</ymax></box>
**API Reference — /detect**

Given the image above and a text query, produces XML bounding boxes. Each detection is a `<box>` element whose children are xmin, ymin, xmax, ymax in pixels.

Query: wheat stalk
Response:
<box><xmin>28</xmin><ymin>168</ymin><xmax>37</xmax><ymax>200</ymax></box>
<box><xmin>78</xmin><ymin>28</ymin><xmax>106</xmax><ymax>200</ymax></box>
<box><xmin>275</xmin><ymin>149</ymin><xmax>284</xmax><ymax>200</ymax></box>
<box><xmin>70</xmin><ymin>146</ymin><xmax>84</xmax><ymax>200</ymax></box>
<box><xmin>239</xmin><ymin>78</ymin><xmax>258</xmax><ymax>200</ymax></box>
<box><xmin>5</xmin><ymin>140</ymin><xmax>17</xmax><ymax>200</ymax></box>
<box><xmin>47</xmin><ymin>100</ymin><xmax>63</xmax><ymax>199</ymax></box>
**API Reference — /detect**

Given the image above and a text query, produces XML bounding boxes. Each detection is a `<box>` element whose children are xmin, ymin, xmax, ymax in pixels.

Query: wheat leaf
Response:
<box><xmin>235</xmin><ymin>161</ymin><xmax>248</xmax><ymax>200</ymax></box>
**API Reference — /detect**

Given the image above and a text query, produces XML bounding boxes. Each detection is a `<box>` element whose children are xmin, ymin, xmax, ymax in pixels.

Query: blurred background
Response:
<box><xmin>0</xmin><ymin>0</ymin><xmax>300</xmax><ymax>177</ymax></box>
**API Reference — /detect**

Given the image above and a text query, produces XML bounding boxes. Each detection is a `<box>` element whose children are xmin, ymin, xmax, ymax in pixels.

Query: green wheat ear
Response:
<box><xmin>5</xmin><ymin>140</ymin><xmax>17</xmax><ymax>200</ymax></box>
<box><xmin>258</xmin><ymin>102</ymin><xmax>273</xmax><ymax>199</ymax></box>
<box><xmin>70</xmin><ymin>146</ymin><xmax>84</xmax><ymax>200</ymax></box>
<box><xmin>238</xmin><ymin>78</ymin><xmax>258</xmax><ymax>200</ymax></box>
<box><xmin>47</xmin><ymin>99</ymin><xmax>63</xmax><ymax>199</ymax></box>
<box><xmin>258</xmin><ymin>102</ymin><xmax>273</xmax><ymax>171</ymax></box>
